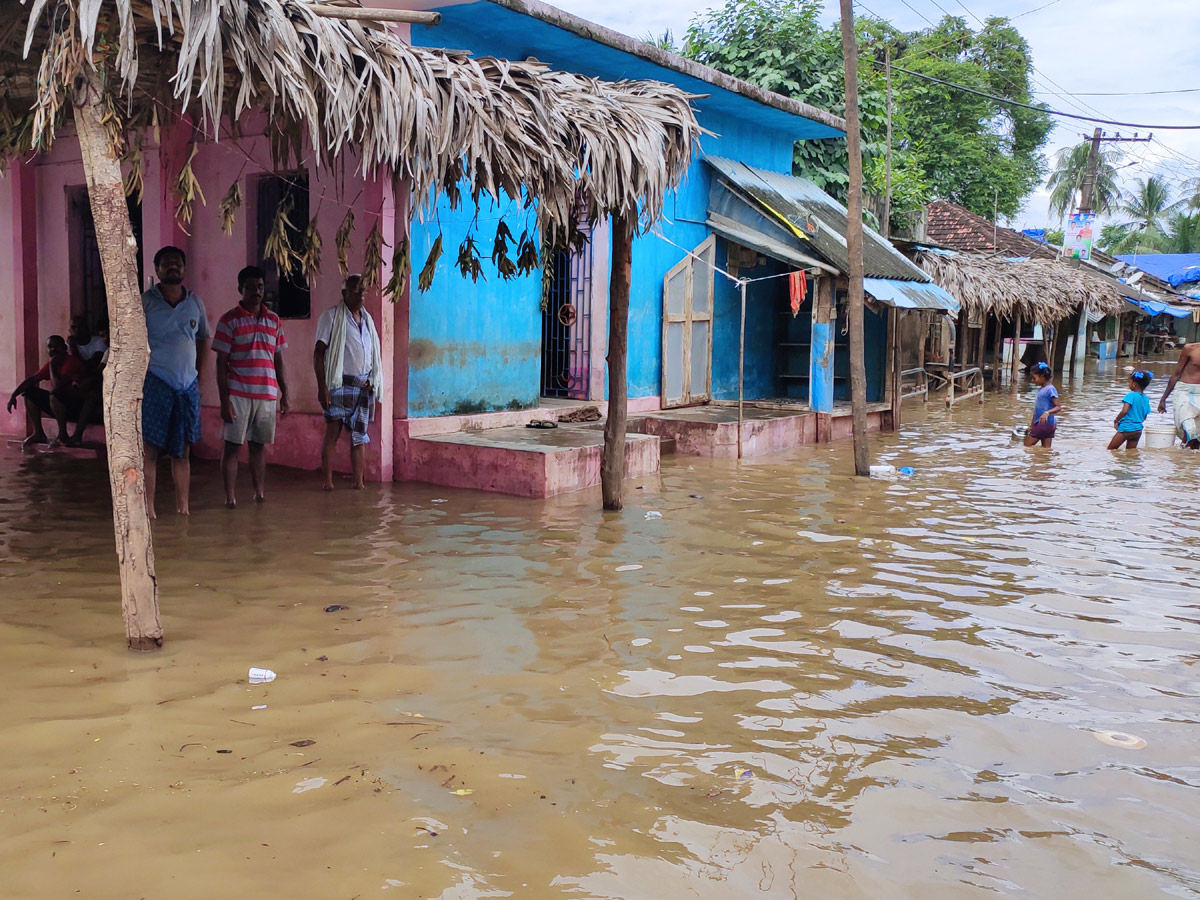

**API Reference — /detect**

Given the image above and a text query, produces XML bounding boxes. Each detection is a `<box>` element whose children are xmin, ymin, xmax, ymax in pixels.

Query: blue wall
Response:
<box><xmin>407</xmin><ymin>197</ymin><xmax>542</xmax><ymax>417</ymax></box>
<box><xmin>411</xmin><ymin>12</ymin><xmax>816</xmax><ymax>409</ymax></box>
<box><xmin>712</xmin><ymin>250</ymin><xmax>786</xmax><ymax>400</ymax></box>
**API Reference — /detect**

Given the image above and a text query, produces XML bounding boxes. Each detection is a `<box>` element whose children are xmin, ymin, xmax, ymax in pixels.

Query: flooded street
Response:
<box><xmin>2</xmin><ymin>362</ymin><xmax>1198</xmax><ymax>899</ymax></box>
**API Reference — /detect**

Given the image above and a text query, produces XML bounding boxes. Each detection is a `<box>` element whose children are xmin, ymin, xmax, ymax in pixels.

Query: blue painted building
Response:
<box><xmin>402</xmin><ymin>0</ymin><xmax>954</xmax><ymax>423</ymax></box>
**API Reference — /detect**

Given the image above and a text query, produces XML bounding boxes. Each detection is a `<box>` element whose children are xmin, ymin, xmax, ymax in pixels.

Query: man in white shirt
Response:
<box><xmin>313</xmin><ymin>274</ymin><xmax>383</xmax><ymax>490</ymax></box>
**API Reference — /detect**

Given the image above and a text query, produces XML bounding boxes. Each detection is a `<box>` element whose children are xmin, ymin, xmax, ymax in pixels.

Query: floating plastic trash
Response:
<box><xmin>293</xmin><ymin>777</ymin><xmax>327</xmax><ymax>794</ymax></box>
<box><xmin>248</xmin><ymin>667</ymin><xmax>276</xmax><ymax>684</ymax></box>
<box><xmin>1011</xmin><ymin>425</ymin><xmax>1027</xmax><ymax>442</ymax></box>
<box><xmin>615</xmin><ymin>564</ymin><xmax>643</xmax><ymax>572</ymax></box>
<box><xmin>869</xmin><ymin>465</ymin><xmax>896</xmax><ymax>479</ymax></box>
<box><xmin>645</xmin><ymin>511</ymin><xmax>663</xmax><ymax>520</ymax></box>
<box><xmin>1093</xmin><ymin>730</ymin><xmax>1147</xmax><ymax>750</ymax></box>
<box><xmin>898</xmin><ymin>466</ymin><xmax>915</xmax><ymax>476</ymax></box>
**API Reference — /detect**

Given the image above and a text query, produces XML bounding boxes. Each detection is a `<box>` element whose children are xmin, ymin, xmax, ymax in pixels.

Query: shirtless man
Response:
<box><xmin>1158</xmin><ymin>342</ymin><xmax>1200</xmax><ymax>449</ymax></box>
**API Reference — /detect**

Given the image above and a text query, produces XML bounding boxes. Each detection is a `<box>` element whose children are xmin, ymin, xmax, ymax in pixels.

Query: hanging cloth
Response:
<box><xmin>788</xmin><ymin>270</ymin><xmax>808</xmax><ymax>317</ymax></box>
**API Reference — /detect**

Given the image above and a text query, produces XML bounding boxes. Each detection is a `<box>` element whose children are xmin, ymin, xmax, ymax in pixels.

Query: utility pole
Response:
<box><xmin>1079</xmin><ymin>128</ymin><xmax>1152</xmax><ymax>214</ymax></box>
<box><xmin>883</xmin><ymin>46</ymin><xmax>893</xmax><ymax>240</ymax></box>
<box><xmin>839</xmin><ymin>0</ymin><xmax>870</xmax><ymax>477</ymax></box>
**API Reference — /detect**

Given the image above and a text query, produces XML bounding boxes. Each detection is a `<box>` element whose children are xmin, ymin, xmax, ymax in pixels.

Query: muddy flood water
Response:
<box><xmin>1</xmin><ymin>362</ymin><xmax>1198</xmax><ymax>899</ymax></box>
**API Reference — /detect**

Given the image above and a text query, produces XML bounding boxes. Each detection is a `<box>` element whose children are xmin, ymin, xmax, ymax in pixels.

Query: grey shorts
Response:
<box><xmin>223</xmin><ymin>396</ymin><xmax>278</xmax><ymax>445</ymax></box>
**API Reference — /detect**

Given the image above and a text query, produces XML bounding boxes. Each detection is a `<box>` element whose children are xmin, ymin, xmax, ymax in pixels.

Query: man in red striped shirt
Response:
<box><xmin>213</xmin><ymin>266</ymin><xmax>290</xmax><ymax>508</ymax></box>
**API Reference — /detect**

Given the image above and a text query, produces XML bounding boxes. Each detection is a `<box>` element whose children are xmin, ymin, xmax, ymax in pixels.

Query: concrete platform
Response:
<box><xmin>407</xmin><ymin>423</ymin><xmax>660</xmax><ymax>498</ymax></box>
<box><xmin>631</xmin><ymin>402</ymin><xmax>891</xmax><ymax>458</ymax></box>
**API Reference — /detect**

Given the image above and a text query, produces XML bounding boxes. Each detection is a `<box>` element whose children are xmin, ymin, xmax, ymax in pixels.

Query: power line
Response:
<box><xmin>1035</xmin><ymin>86</ymin><xmax>1200</xmax><ymax>97</ymax></box>
<box><xmin>1011</xmin><ymin>0</ymin><xmax>1066</xmax><ymax>20</ymax></box>
<box><xmin>882</xmin><ymin>62</ymin><xmax>1200</xmax><ymax>130</ymax></box>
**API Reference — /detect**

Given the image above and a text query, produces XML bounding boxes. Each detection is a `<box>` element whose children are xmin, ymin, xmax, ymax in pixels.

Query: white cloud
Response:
<box><xmin>552</xmin><ymin>0</ymin><xmax>1200</xmax><ymax>229</ymax></box>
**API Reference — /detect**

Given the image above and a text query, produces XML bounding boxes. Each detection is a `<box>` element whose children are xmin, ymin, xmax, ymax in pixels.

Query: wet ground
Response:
<box><xmin>1</xmin><ymin>360</ymin><xmax>1197</xmax><ymax>899</ymax></box>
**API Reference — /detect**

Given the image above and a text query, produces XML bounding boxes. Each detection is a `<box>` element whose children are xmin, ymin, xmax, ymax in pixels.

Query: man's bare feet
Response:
<box><xmin>353</xmin><ymin>482</ymin><xmax>365</xmax><ymax>490</ymax></box>
<box><xmin>147</xmin><ymin>508</ymin><xmax>157</xmax><ymax>521</ymax></box>
<box><xmin>21</xmin><ymin>433</ymin><xmax>47</xmax><ymax>449</ymax></box>
<box><xmin>322</xmin><ymin>482</ymin><xmax>335</xmax><ymax>491</ymax></box>
<box><xmin>225</xmin><ymin>500</ymin><xmax>237</xmax><ymax>510</ymax></box>
<box><xmin>64</xmin><ymin>434</ymin><xmax>83</xmax><ymax>447</ymax></box>
<box><xmin>44</xmin><ymin>437</ymin><xmax>62</xmax><ymax>451</ymax></box>
<box><xmin>177</xmin><ymin>507</ymin><xmax>190</xmax><ymax>516</ymax></box>
<box><xmin>254</xmin><ymin>493</ymin><xmax>265</xmax><ymax>503</ymax></box>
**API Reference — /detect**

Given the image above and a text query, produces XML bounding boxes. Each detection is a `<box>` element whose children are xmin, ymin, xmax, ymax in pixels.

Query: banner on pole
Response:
<box><xmin>1063</xmin><ymin>212</ymin><xmax>1097</xmax><ymax>261</ymax></box>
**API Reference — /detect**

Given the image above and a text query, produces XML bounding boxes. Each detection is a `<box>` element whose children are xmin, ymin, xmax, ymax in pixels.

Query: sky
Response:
<box><xmin>550</xmin><ymin>0</ymin><xmax>1200</xmax><ymax>230</ymax></box>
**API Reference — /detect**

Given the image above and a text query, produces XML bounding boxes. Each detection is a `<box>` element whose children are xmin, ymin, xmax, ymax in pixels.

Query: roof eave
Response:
<box><xmin>479</xmin><ymin>0</ymin><xmax>847</xmax><ymax>135</ymax></box>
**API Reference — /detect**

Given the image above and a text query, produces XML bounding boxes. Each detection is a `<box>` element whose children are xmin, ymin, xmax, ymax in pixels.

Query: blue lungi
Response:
<box><xmin>143</xmin><ymin>372</ymin><xmax>201</xmax><ymax>458</ymax></box>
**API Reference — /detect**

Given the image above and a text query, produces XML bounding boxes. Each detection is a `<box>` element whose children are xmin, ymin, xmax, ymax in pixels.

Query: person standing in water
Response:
<box><xmin>1024</xmin><ymin>362</ymin><xmax>1063</xmax><ymax>448</ymax></box>
<box><xmin>1108</xmin><ymin>371</ymin><xmax>1153</xmax><ymax>450</ymax></box>
<box><xmin>313</xmin><ymin>274</ymin><xmax>383</xmax><ymax>490</ymax></box>
<box><xmin>1158</xmin><ymin>342</ymin><xmax>1200</xmax><ymax>449</ymax></box>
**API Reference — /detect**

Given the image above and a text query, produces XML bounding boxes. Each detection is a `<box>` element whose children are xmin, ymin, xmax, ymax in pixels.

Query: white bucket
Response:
<box><xmin>1142</xmin><ymin>423</ymin><xmax>1176</xmax><ymax>449</ymax></box>
<box><xmin>869</xmin><ymin>464</ymin><xmax>897</xmax><ymax>479</ymax></box>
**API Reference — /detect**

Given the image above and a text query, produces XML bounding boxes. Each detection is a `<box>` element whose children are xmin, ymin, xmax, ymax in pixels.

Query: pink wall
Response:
<box><xmin>2</xmin><ymin>119</ymin><xmax>402</xmax><ymax>480</ymax></box>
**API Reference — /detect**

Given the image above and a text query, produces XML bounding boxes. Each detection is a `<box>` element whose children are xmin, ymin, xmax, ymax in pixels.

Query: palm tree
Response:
<box><xmin>1121</xmin><ymin>176</ymin><xmax>1174</xmax><ymax>235</ymax></box>
<box><xmin>1046</xmin><ymin>140</ymin><xmax>1123</xmax><ymax>221</ymax></box>
<box><xmin>1165</xmin><ymin>211</ymin><xmax>1200</xmax><ymax>253</ymax></box>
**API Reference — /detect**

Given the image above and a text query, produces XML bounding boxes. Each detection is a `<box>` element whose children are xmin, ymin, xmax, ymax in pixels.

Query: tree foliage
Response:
<box><xmin>683</xmin><ymin>1</ymin><xmax>1053</xmax><ymax>221</ymax></box>
<box><xmin>1046</xmin><ymin>140</ymin><xmax>1123</xmax><ymax>222</ymax></box>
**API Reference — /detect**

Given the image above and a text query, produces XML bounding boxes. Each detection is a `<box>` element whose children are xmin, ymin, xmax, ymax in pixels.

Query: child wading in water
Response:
<box><xmin>1024</xmin><ymin>362</ymin><xmax>1063</xmax><ymax>447</ymax></box>
<box><xmin>1108</xmin><ymin>370</ymin><xmax>1153</xmax><ymax>449</ymax></box>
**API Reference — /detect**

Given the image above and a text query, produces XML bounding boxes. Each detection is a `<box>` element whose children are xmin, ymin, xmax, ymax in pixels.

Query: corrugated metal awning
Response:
<box><xmin>705</xmin><ymin>156</ymin><xmax>930</xmax><ymax>282</ymax></box>
<box><xmin>864</xmin><ymin>277</ymin><xmax>960</xmax><ymax>312</ymax></box>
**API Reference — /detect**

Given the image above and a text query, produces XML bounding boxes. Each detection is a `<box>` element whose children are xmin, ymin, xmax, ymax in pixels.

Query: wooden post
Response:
<box><xmin>1010</xmin><ymin>310</ymin><xmax>1022</xmax><ymax>383</ymax></box>
<box><xmin>737</xmin><ymin>279</ymin><xmax>746</xmax><ymax>459</ymax></box>
<box><xmin>839</xmin><ymin>0</ymin><xmax>870</xmax><ymax>476</ymax></box>
<box><xmin>991</xmin><ymin>313</ymin><xmax>1004</xmax><ymax>383</ymax></box>
<box><xmin>882</xmin><ymin>46</ymin><xmax>893</xmax><ymax>240</ymax></box>
<box><xmin>73</xmin><ymin>66</ymin><xmax>163</xmax><ymax>651</ymax></box>
<box><xmin>601</xmin><ymin>213</ymin><xmax>633</xmax><ymax>511</ymax></box>
<box><xmin>888</xmin><ymin>307</ymin><xmax>901</xmax><ymax>429</ymax></box>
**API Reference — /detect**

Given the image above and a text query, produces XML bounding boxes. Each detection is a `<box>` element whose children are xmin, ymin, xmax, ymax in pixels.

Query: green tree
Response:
<box><xmin>1164</xmin><ymin>211</ymin><xmax>1200</xmax><ymax>253</ymax></box>
<box><xmin>683</xmin><ymin>2</ymin><xmax>1053</xmax><ymax>220</ymax></box>
<box><xmin>1046</xmin><ymin>140</ymin><xmax>1123</xmax><ymax>221</ymax></box>
<box><xmin>1121</xmin><ymin>176</ymin><xmax>1174</xmax><ymax>234</ymax></box>
<box><xmin>684</xmin><ymin>0</ymin><xmax>888</xmax><ymax>199</ymax></box>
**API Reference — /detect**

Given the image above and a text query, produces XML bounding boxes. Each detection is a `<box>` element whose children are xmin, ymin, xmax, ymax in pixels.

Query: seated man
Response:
<box><xmin>6</xmin><ymin>335</ymin><xmax>87</xmax><ymax>448</ymax></box>
<box><xmin>66</xmin><ymin>316</ymin><xmax>108</xmax><ymax>445</ymax></box>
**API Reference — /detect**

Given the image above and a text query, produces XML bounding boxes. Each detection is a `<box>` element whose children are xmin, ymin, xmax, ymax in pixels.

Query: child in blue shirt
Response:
<box><xmin>1024</xmin><ymin>362</ymin><xmax>1063</xmax><ymax>447</ymax></box>
<box><xmin>1107</xmin><ymin>370</ymin><xmax>1153</xmax><ymax>449</ymax></box>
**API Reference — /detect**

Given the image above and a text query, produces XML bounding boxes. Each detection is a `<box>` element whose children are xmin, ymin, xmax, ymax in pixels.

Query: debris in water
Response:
<box><xmin>689</xmin><ymin>494</ymin><xmax>703</xmax><ymax>499</ymax></box>
<box><xmin>252</xmin><ymin>705</ymin><xmax>267</xmax><ymax>710</ymax></box>
<box><xmin>898</xmin><ymin>466</ymin><xmax>915</xmax><ymax>476</ymax></box>
<box><xmin>324</xmin><ymin>604</ymin><xmax>349</xmax><ymax>613</ymax></box>
<box><xmin>248</xmin><ymin>667</ymin><xmax>276</xmax><ymax>684</ymax></box>
<box><xmin>293</xmin><ymin>777</ymin><xmax>327</xmax><ymax>794</ymax></box>
<box><xmin>452</xmin><ymin>788</ymin><xmax>474</xmax><ymax>795</ymax></box>
<box><xmin>290</xmin><ymin>740</ymin><xmax>316</xmax><ymax>748</ymax></box>
<box><xmin>217</xmin><ymin>749</ymin><xmax>232</xmax><ymax>754</ymax></box>
<box><xmin>735</xmin><ymin>767</ymin><xmax>753</xmax><ymax>781</ymax></box>
<box><xmin>316</xmin><ymin>655</ymin><xmax>328</xmax><ymax>662</ymax></box>
<box><xmin>1093</xmin><ymin>730</ymin><xmax>1147</xmax><ymax>750</ymax></box>
<box><xmin>645</xmin><ymin>511</ymin><xmax>663</xmax><ymax>520</ymax></box>
<box><xmin>694</xmin><ymin>591</ymin><xmax>714</xmax><ymax>597</ymax></box>
<box><xmin>615</xmin><ymin>564</ymin><xmax>643</xmax><ymax>572</ymax></box>
<box><xmin>763</xmin><ymin>578</ymin><xmax>792</xmax><ymax>586</ymax></box>
<box><xmin>631</xmin><ymin>638</ymin><xmax>652</xmax><ymax>647</ymax></box>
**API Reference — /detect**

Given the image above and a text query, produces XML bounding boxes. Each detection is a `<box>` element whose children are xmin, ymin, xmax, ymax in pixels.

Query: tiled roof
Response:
<box><xmin>924</xmin><ymin>200</ymin><xmax>1058</xmax><ymax>260</ymax></box>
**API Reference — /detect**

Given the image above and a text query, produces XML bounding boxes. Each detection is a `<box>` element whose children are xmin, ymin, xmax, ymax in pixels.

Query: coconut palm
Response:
<box><xmin>1164</xmin><ymin>212</ymin><xmax>1200</xmax><ymax>254</ymax></box>
<box><xmin>1103</xmin><ymin>176</ymin><xmax>1178</xmax><ymax>254</ymax></box>
<box><xmin>1046</xmin><ymin>140</ymin><xmax>1123</xmax><ymax>221</ymax></box>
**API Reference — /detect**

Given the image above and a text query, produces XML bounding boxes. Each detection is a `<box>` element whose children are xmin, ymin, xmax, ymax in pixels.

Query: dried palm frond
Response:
<box><xmin>362</xmin><ymin>220</ymin><xmax>385</xmax><ymax>288</ymax></box>
<box><xmin>418</xmin><ymin>234</ymin><xmax>443</xmax><ymax>294</ymax></box>
<box><xmin>217</xmin><ymin>179</ymin><xmax>242</xmax><ymax>236</ymax></box>
<box><xmin>298</xmin><ymin>219</ymin><xmax>323</xmax><ymax>286</ymax></box>
<box><xmin>120</xmin><ymin>140</ymin><xmax>144</xmax><ymax>205</ymax></box>
<box><xmin>10</xmin><ymin>0</ymin><xmax>708</xmax><ymax>291</ymax></box>
<box><xmin>916</xmin><ymin>251</ymin><xmax>1126</xmax><ymax>324</ymax></box>
<box><xmin>335</xmin><ymin>210</ymin><xmax>354</xmax><ymax>277</ymax></box>
<box><xmin>383</xmin><ymin>237</ymin><xmax>409</xmax><ymax>300</ymax></box>
<box><xmin>491</xmin><ymin>220</ymin><xmax>517</xmax><ymax>280</ymax></box>
<box><xmin>515</xmin><ymin>229</ymin><xmax>539</xmax><ymax>276</ymax></box>
<box><xmin>173</xmin><ymin>144</ymin><xmax>205</xmax><ymax>226</ymax></box>
<box><xmin>456</xmin><ymin>237</ymin><xmax>485</xmax><ymax>283</ymax></box>
<box><xmin>263</xmin><ymin>198</ymin><xmax>297</xmax><ymax>275</ymax></box>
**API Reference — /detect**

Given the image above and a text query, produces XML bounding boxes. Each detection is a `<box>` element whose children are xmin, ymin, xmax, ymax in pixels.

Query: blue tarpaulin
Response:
<box><xmin>1125</xmin><ymin>297</ymin><xmax>1192</xmax><ymax>318</ymax></box>
<box><xmin>864</xmin><ymin>278</ymin><xmax>960</xmax><ymax>312</ymax></box>
<box><xmin>1116</xmin><ymin>253</ymin><xmax>1200</xmax><ymax>287</ymax></box>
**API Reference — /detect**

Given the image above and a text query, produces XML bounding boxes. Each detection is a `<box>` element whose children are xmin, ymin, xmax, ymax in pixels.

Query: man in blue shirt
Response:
<box><xmin>142</xmin><ymin>246</ymin><xmax>210</xmax><ymax>517</ymax></box>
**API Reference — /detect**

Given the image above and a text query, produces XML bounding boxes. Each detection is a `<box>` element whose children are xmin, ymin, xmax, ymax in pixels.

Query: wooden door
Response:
<box><xmin>662</xmin><ymin>236</ymin><xmax>715</xmax><ymax>408</ymax></box>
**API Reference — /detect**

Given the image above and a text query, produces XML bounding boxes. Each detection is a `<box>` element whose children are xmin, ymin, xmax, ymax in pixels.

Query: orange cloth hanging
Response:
<box><xmin>788</xmin><ymin>270</ymin><xmax>808</xmax><ymax>317</ymax></box>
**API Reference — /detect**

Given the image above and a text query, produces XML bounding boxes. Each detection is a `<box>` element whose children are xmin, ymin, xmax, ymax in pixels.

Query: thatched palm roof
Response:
<box><xmin>4</xmin><ymin>0</ymin><xmax>704</xmax><ymax>241</ymax></box>
<box><xmin>914</xmin><ymin>250</ymin><xmax>1126</xmax><ymax>325</ymax></box>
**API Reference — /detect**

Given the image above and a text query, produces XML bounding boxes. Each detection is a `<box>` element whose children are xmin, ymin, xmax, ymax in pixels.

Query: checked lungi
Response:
<box><xmin>142</xmin><ymin>372</ymin><xmax>201</xmax><ymax>458</ymax></box>
<box><xmin>324</xmin><ymin>374</ymin><xmax>375</xmax><ymax>446</ymax></box>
